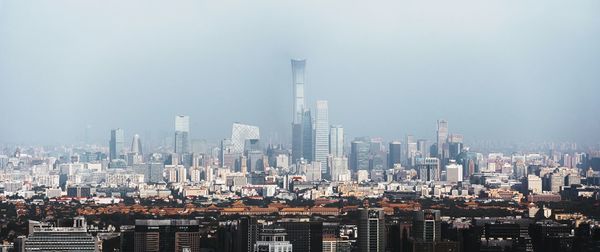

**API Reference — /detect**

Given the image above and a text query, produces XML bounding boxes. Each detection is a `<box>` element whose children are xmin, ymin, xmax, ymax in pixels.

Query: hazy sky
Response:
<box><xmin>1</xmin><ymin>0</ymin><xmax>599</xmax><ymax>146</ymax></box>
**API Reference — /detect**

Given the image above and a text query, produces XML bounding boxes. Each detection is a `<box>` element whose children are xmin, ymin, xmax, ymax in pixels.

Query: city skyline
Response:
<box><xmin>1</xmin><ymin>1</ymin><xmax>599</xmax><ymax>145</ymax></box>
<box><xmin>2</xmin><ymin>2</ymin><xmax>600</xmax><ymax>252</ymax></box>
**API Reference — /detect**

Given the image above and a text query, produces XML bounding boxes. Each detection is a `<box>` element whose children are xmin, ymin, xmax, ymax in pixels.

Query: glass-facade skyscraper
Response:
<box><xmin>436</xmin><ymin>119</ymin><xmax>448</xmax><ymax>160</ymax></box>
<box><xmin>314</xmin><ymin>100</ymin><xmax>329</xmax><ymax>172</ymax></box>
<box><xmin>388</xmin><ymin>141</ymin><xmax>402</xmax><ymax>168</ymax></box>
<box><xmin>329</xmin><ymin>125</ymin><xmax>344</xmax><ymax>157</ymax></box>
<box><xmin>291</xmin><ymin>59</ymin><xmax>307</xmax><ymax>164</ymax></box>
<box><xmin>174</xmin><ymin>115</ymin><xmax>190</xmax><ymax>154</ymax></box>
<box><xmin>291</xmin><ymin>59</ymin><xmax>306</xmax><ymax>124</ymax></box>
<box><xmin>301</xmin><ymin>109</ymin><xmax>313</xmax><ymax>162</ymax></box>
<box><xmin>109</xmin><ymin>128</ymin><xmax>125</xmax><ymax>161</ymax></box>
<box><xmin>351</xmin><ymin>140</ymin><xmax>370</xmax><ymax>171</ymax></box>
<box><xmin>358</xmin><ymin>208</ymin><xmax>386</xmax><ymax>252</ymax></box>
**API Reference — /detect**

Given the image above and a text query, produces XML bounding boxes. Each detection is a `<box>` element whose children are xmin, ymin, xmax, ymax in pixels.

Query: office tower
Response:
<box><xmin>405</xmin><ymin>134</ymin><xmax>414</xmax><ymax>160</ymax></box>
<box><xmin>358</xmin><ymin>208</ymin><xmax>386</xmax><ymax>252</ymax></box>
<box><xmin>304</xmin><ymin>161</ymin><xmax>322</xmax><ymax>181</ymax></box>
<box><xmin>330</xmin><ymin>156</ymin><xmax>350</xmax><ymax>181</ymax></box>
<box><xmin>177</xmin><ymin>165</ymin><xmax>187</xmax><ymax>183</ymax></box>
<box><xmin>279</xmin><ymin>221</ymin><xmax>323</xmax><ymax>252</ymax></box>
<box><xmin>369</xmin><ymin>138</ymin><xmax>383</xmax><ymax>153</ymax></box>
<box><xmin>231</xmin><ymin>123</ymin><xmax>260</xmax><ymax>154</ymax></box>
<box><xmin>413</xmin><ymin>209</ymin><xmax>442</xmax><ymax>242</ymax></box>
<box><xmin>174</xmin><ymin>115</ymin><xmax>190</xmax><ymax>154</ymax></box>
<box><xmin>329</xmin><ymin>125</ymin><xmax>344</xmax><ymax>157</ymax></box>
<box><xmin>132</xmin><ymin>163</ymin><xmax>164</xmax><ymax>183</ymax></box>
<box><xmin>188</xmin><ymin>166</ymin><xmax>200</xmax><ymax>182</ymax></box>
<box><xmin>246</xmin><ymin>150</ymin><xmax>264</xmax><ymax>173</ymax></box>
<box><xmin>405</xmin><ymin>135</ymin><xmax>417</xmax><ymax>166</ymax></box>
<box><xmin>550</xmin><ymin>172</ymin><xmax>564</xmax><ymax>192</ymax></box>
<box><xmin>23</xmin><ymin>217</ymin><xmax>98</xmax><ymax>251</ymax></box>
<box><xmin>131</xmin><ymin>134</ymin><xmax>142</xmax><ymax>154</ymax></box>
<box><xmin>314</xmin><ymin>100</ymin><xmax>329</xmax><ymax>173</ymax></box>
<box><xmin>109</xmin><ymin>128</ymin><xmax>125</xmax><ymax>161</ymax></box>
<box><xmin>445</xmin><ymin>160</ymin><xmax>463</xmax><ymax>183</ymax></box>
<box><xmin>514</xmin><ymin>162</ymin><xmax>528</xmax><ymax>179</ymax></box>
<box><xmin>133</xmin><ymin>219</ymin><xmax>201</xmax><ymax>252</ymax></box>
<box><xmin>217</xmin><ymin>217</ymin><xmax>259</xmax><ymax>252</ymax></box>
<box><xmin>292</xmin><ymin>123</ymin><xmax>303</xmax><ymax>164</ymax></box>
<box><xmin>527</xmin><ymin>175</ymin><xmax>543</xmax><ymax>193</ymax></box>
<box><xmin>204</xmin><ymin>166</ymin><xmax>213</xmax><ymax>182</ymax></box>
<box><xmin>448</xmin><ymin>134</ymin><xmax>463</xmax><ymax>160</ymax></box>
<box><xmin>253</xmin><ymin>226</ymin><xmax>293</xmax><ymax>252</ymax></box>
<box><xmin>416</xmin><ymin>157</ymin><xmax>440</xmax><ymax>182</ymax></box>
<box><xmin>292</xmin><ymin>59</ymin><xmax>306</xmax><ymax>124</ymax></box>
<box><xmin>301</xmin><ymin>109</ymin><xmax>314</xmax><ymax>162</ymax></box>
<box><xmin>417</xmin><ymin>139</ymin><xmax>429</xmax><ymax>158</ymax></box>
<box><xmin>291</xmin><ymin>59</ymin><xmax>306</xmax><ymax>165</ymax></box>
<box><xmin>436</xmin><ymin>120</ymin><xmax>449</xmax><ymax>160</ymax></box>
<box><xmin>351</xmin><ymin>140</ymin><xmax>370</xmax><ymax>171</ymax></box>
<box><xmin>128</xmin><ymin>134</ymin><xmax>143</xmax><ymax>165</ymax></box>
<box><xmin>388</xmin><ymin>141</ymin><xmax>402</xmax><ymax>168</ymax></box>
<box><xmin>457</xmin><ymin>151</ymin><xmax>480</xmax><ymax>178</ymax></box>
<box><xmin>220</xmin><ymin>138</ymin><xmax>236</xmax><ymax>169</ymax></box>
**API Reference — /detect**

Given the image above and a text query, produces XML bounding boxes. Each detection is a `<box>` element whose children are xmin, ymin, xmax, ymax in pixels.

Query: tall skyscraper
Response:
<box><xmin>351</xmin><ymin>140</ymin><xmax>370</xmax><ymax>171</ymax></box>
<box><xmin>291</xmin><ymin>59</ymin><xmax>307</xmax><ymax>164</ymax></box>
<box><xmin>131</xmin><ymin>134</ymin><xmax>142</xmax><ymax>155</ymax></box>
<box><xmin>329</xmin><ymin>125</ymin><xmax>344</xmax><ymax>157</ymax></box>
<box><xmin>358</xmin><ymin>208</ymin><xmax>386</xmax><ymax>252</ymax></box>
<box><xmin>133</xmin><ymin>219</ymin><xmax>201</xmax><ymax>252</ymax></box>
<box><xmin>388</xmin><ymin>141</ymin><xmax>402</xmax><ymax>168</ymax></box>
<box><xmin>330</xmin><ymin>156</ymin><xmax>350</xmax><ymax>181</ymax></box>
<box><xmin>109</xmin><ymin>128</ymin><xmax>125</xmax><ymax>161</ymax></box>
<box><xmin>301</xmin><ymin>109</ymin><xmax>313</xmax><ymax>162</ymax></box>
<box><xmin>174</xmin><ymin>115</ymin><xmax>190</xmax><ymax>154</ymax></box>
<box><xmin>220</xmin><ymin>138</ymin><xmax>236</xmax><ymax>169</ymax></box>
<box><xmin>448</xmin><ymin>133</ymin><xmax>463</xmax><ymax>161</ymax></box>
<box><xmin>292</xmin><ymin>123</ymin><xmax>303</xmax><ymax>164</ymax></box>
<box><xmin>291</xmin><ymin>59</ymin><xmax>306</xmax><ymax>124</ymax></box>
<box><xmin>417</xmin><ymin>139</ymin><xmax>429</xmax><ymax>158</ymax></box>
<box><xmin>405</xmin><ymin>135</ymin><xmax>417</xmax><ymax>166</ymax></box>
<box><xmin>436</xmin><ymin>119</ymin><xmax>448</xmax><ymax>160</ymax></box>
<box><xmin>416</xmin><ymin>157</ymin><xmax>440</xmax><ymax>182</ymax></box>
<box><xmin>231</xmin><ymin>123</ymin><xmax>260</xmax><ymax>154</ymax></box>
<box><xmin>279</xmin><ymin>220</ymin><xmax>323</xmax><ymax>252</ymax></box>
<box><xmin>413</xmin><ymin>209</ymin><xmax>442</xmax><ymax>242</ymax></box>
<box><xmin>314</xmin><ymin>100</ymin><xmax>329</xmax><ymax>173</ymax></box>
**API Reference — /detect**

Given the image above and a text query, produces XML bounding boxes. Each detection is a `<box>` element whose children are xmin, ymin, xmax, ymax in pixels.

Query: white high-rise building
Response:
<box><xmin>301</xmin><ymin>162</ymin><xmax>322</xmax><ymax>182</ymax></box>
<box><xmin>314</xmin><ymin>101</ymin><xmax>329</xmax><ymax>171</ymax></box>
<box><xmin>131</xmin><ymin>134</ymin><xmax>142</xmax><ymax>154</ymax></box>
<box><xmin>528</xmin><ymin>175</ymin><xmax>542</xmax><ymax>193</ymax></box>
<box><xmin>231</xmin><ymin>123</ymin><xmax>260</xmax><ymax>154</ymax></box>
<box><xmin>329</xmin><ymin>125</ymin><xmax>344</xmax><ymax>157</ymax></box>
<box><xmin>189</xmin><ymin>167</ymin><xmax>201</xmax><ymax>183</ymax></box>
<box><xmin>445</xmin><ymin>160</ymin><xmax>463</xmax><ymax>183</ymax></box>
<box><xmin>330</xmin><ymin>156</ymin><xmax>350</xmax><ymax>181</ymax></box>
